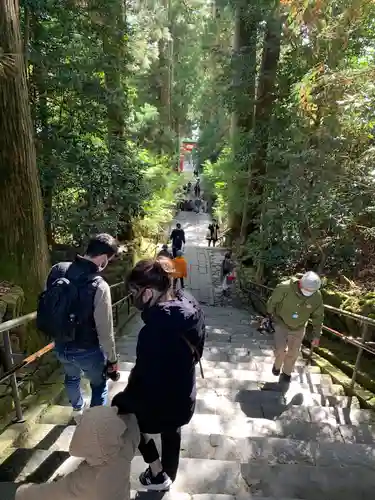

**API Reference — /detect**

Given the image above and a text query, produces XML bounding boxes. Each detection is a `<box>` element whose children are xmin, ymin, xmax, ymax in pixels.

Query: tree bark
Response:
<box><xmin>0</xmin><ymin>0</ymin><xmax>49</xmax><ymax>310</ymax></box>
<box><xmin>243</xmin><ymin>6</ymin><xmax>282</xmax><ymax>239</ymax></box>
<box><xmin>99</xmin><ymin>0</ymin><xmax>127</xmax><ymax>148</ymax></box>
<box><xmin>157</xmin><ymin>0</ymin><xmax>173</xmax><ymax>150</ymax></box>
<box><xmin>230</xmin><ymin>0</ymin><xmax>258</xmax><ymax>240</ymax></box>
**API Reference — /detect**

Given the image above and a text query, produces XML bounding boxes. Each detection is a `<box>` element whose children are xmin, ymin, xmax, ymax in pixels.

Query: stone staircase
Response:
<box><xmin>1</xmin><ymin>305</ymin><xmax>375</xmax><ymax>500</ymax></box>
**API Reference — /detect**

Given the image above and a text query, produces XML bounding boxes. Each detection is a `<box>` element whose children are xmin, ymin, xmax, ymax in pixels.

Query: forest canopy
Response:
<box><xmin>1</xmin><ymin>0</ymin><xmax>375</xmax><ymax>309</ymax></box>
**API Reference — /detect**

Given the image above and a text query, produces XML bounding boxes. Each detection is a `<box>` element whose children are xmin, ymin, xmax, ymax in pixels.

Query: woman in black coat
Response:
<box><xmin>112</xmin><ymin>258</ymin><xmax>205</xmax><ymax>491</ymax></box>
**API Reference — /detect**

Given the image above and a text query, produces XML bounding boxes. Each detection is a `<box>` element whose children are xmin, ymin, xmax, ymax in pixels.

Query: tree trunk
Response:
<box><xmin>230</xmin><ymin>0</ymin><xmax>258</xmax><ymax>240</ymax></box>
<box><xmin>245</xmin><ymin>5</ymin><xmax>282</xmax><ymax>238</ymax></box>
<box><xmin>100</xmin><ymin>0</ymin><xmax>127</xmax><ymax>149</ymax></box>
<box><xmin>30</xmin><ymin>10</ymin><xmax>53</xmax><ymax>244</ymax></box>
<box><xmin>245</xmin><ymin>5</ymin><xmax>282</xmax><ymax>282</ymax></box>
<box><xmin>0</xmin><ymin>0</ymin><xmax>49</xmax><ymax>311</ymax></box>
<box><xmin>157</xmin><ymin>0</ymin><xmax>173</xmax><ymax>150</ymax></box>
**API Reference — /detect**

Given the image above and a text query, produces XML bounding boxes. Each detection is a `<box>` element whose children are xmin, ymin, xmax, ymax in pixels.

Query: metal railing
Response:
<box><xmin>0</xmin><ymin>280</ymin><xmax>132</xmax><ymax>423</ymax></box>
<box><xmin>216</xmin><ymin>228</ymin><xmax>231</xmax><ymax>247</ymax></box>
<box><xmin>241</xmin><ymin>279</ymin><xmax>375</xmax><ymax>403</ymax></box>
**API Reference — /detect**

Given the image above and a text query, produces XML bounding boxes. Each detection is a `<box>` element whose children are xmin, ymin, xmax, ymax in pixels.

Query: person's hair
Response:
<box><xmin>85</xmin><ymin>233</ymin><xmax>119</xmax><ymax>258</ymax></box>
<box><xmin>128</xmin><ymin>258</ymin><xmax>173</xmax><ymax>292</ymax></box>
<box><xmin>176</xmin><ymin>223</ymin><xmax>181</xmax><ymax>229</ymax></box>
<box><xmin>162</xmin><ymin>244</ymin><xmax>168</xmax><ymax>250</ymax></box>
<box><xmin>224</xmin><ymin>252</ymin><xmax>232</xmax><ymax>259</ymax></box>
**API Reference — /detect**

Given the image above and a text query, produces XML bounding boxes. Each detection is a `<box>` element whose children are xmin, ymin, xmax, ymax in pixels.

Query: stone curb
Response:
<box><xmin>301</xmin><ymin>347</ymin><xmax>375</xmax><ymax>411</ymax></box>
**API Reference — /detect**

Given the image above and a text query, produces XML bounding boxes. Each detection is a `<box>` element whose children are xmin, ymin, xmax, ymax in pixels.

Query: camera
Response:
<box><xmin>104</xmin><ymin>360</ymin><xmax>120</xmax><ymax>381</ymax></box>
<box><xmin>257</xmin><ymin>316</ymin><xmax>275</xmax><ymax>335</ymax></box>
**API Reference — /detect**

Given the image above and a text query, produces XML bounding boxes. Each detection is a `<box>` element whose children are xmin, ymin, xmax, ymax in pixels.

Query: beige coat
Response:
<box><xmin>16</xmin><ymin>406</ymin><xmax>140</xmax><ymax>500</ymax></box>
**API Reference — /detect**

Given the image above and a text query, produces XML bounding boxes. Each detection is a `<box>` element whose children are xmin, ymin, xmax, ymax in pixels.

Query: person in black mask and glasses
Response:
<box><xmin>112</xmin><ymin>257</ymin><xmax>205</xmax><ymax>491</ymax></box>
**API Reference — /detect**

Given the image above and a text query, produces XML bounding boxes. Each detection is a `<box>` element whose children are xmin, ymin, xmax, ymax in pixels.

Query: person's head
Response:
<box><xmin>128</xmin><ymin>257</ymin><xmax>173</xmax><ymax>310</ymax></box>
<box><xmin>176</xmin><ymin>223</ymin><xmax>181</xmax><ymax>229</ymax></box>
<box><xmin>224</xmin><ymin>251</ymin><xmax>232</xmax><ymax>260</ymax></box>
<box><xmin>84</xmin><ymin>233</ymin><xmax>119</xmax><ymax>272</ymax></box>
<box><xmin>69</xmin><ymin>406</ymin><xmax>127</xmax><ymax>464</ymax></box>
<box><xmin>162</xmin><ymin>244</ymin><xmax>168</xmax><ymax>251</ymax></box>
<box><xmin>299</xmin><ymin>271</ymin><xmax>321</xmax><ymax>297</ymax></box>
<box><xmin>176</xmin><ymin>250</ymin><xmax>183</xmax><ymax>258</ymax></box>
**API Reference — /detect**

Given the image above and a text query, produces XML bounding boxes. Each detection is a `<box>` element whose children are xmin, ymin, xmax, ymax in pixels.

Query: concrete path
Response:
<box><xmin>1</xmin><ymin>209</ymin><xmax>375</xmax><ymax>499</ymax></box>
<box><xmin>173</xmin><ymin>210</ymin><xmax>214</xmax><ymax>305</ymax></box>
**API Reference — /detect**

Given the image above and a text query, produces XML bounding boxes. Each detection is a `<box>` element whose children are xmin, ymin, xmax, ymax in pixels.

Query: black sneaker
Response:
<box><xmin>139</xmin><ymin>467</ymin><xmax>172</xmax><ymax>491</ymax></box>
<box><xmin>272</xmin><ymin>365</ymin><xmax>280</xmax><ymax>376</ymax></box>
<box><xmin>279</xmin><ymin>372</ymin><xmax>291</xmax><ymax>384</ymax></box>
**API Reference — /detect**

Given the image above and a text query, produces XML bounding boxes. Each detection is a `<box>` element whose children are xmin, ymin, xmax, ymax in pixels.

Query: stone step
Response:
<box><xmin>186</xmin><ymin>410</ymin><xmax>375</xmax><ymax>440</ymax></box>
<box><xmin>0</xmin><ymin>446</ymin><xmax>69</xmax><ymax>482</ymax></box>
<box><xmin>130</xmin><ymin>492</ymin><xmax>301</xmax><ymax>500</ymax></box>
<box><xmin>196</xmin><ymin>359</ymin><xmax>321</xmax><ymax>373</ymax></box>
<box><xmin>241</xmin><ymin>462</ymin><xmax>374</xmax><ymax>499</ymax></box>
<box><xmin>117</xmin><ymin>339</ymin><xmax>273</xmax><ymax>352</ymax></box>
<box><xmin>37</xmin><ymin>381</ymin><xmax>360</xmax><ymax>429</ymax></box>
<box><xmin>194</xmin><ymin>389</ymin><xmax>359</xmax><ymax>413</ymax></box>
<box><xmin>118</xmin><ymin>360</ymin><xmax>322</xmax><ymax>376</ymax></box>
<box><xmin>131</xmin><ymin>456</ymin><xmax>249</xmax><ymax>495</ymax></box>
<box><xmin>114</xmin><ymin>367</ymin><xmax>330</xmax><ymax>389</ymax></box>
<box><xmin>177</xmin><ymin>433</ymin><xmax>375</xmax><ymax>468</ymax></box>
<box><xmin>36</xmin><ymin>400</ymin><xmax>374</xmax><ymax>438</ymax></box>
<box><xmin>48</xmin><ymin>454</ymin><xmax>249</xmax><ymax>495</ymax></box>
<box><xmin>9</xmin><ymin>421</ymin><xmax>375</xmax><ymax>469</ymax></box>
<box><xmin>0</xmin><ymin>483</ymin><xmax>302</xmax><ymax>500</ymax></box>
<box><xmin>119</xmin><ymin>351</ymin><xmax>278</xmax><ymax>364</ymax></box>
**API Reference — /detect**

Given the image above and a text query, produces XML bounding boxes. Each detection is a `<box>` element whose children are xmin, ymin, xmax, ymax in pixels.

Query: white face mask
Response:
<box><xmin>301</xmin><ymin>288</ymin><xmax>314</xmax><ymax>297</ymax></box>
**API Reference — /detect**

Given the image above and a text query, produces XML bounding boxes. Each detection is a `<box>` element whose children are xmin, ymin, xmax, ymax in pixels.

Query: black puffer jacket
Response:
<box><xmin>112</xmin><ymin>290</ymin><xmax>205</xmax><ymax>433</ymax></box>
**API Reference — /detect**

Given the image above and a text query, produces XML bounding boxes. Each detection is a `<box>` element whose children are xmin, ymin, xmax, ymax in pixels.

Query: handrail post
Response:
<box><xmin>3</xmin><ymin>329</ymin><xmax>24</xmax><ymax>423</ymax></box>
<box><xmin>347</xmin><ymin>322</ymin><xmax>368</xmax><ymax>409</ymax></box>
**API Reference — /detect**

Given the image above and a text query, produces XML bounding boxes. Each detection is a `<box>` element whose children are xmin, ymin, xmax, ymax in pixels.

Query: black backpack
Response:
<box><xmin>37</xmin><ymin>271</ymin><xmax>101</xmax><ymax>343</ymax></box>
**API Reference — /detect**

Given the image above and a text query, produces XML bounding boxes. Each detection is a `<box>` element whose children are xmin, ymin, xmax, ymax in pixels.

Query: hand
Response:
<box><xmin>311</xmin><ymin>338</ymin><xmax>320</xmax><ymax>347</ymax></box>
<box><xmin>105</xmin><ymin>359</ymin><xmax>120</xmax><ymax>381</ymax></box>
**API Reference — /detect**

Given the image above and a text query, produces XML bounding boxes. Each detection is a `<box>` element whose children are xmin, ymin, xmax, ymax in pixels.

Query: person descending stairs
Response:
<box><xmin>1</xmin><ymin>210</ymin><xmax>375</xmax><ymax>500</ymax></box>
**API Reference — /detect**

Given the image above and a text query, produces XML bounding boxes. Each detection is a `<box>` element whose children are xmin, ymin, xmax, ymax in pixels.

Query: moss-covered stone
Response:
<box><xmin>301</xmin><ymin>346</ymin><xmax>375</xmax><ymax>410</ymax></box>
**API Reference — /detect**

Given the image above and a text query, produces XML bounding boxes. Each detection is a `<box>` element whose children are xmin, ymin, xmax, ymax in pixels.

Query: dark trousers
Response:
<box><xmin>172</xmin><ymin>246</ymin><xmax>181</xmax><ymax>258</ymax></box>
<box><xmin>138</xmin><ymin>428</ymin><xmax>181</xmax><ymax>481</ymax></box>
<box><xmin>208</xmin><ymin>239</ymin><xmax>217</xmax><ymax>247</ymax></box>
<box><xmin>173</xmin><ymin>277</ymin><xmax>184</xmax><ymax>289</ymax></box>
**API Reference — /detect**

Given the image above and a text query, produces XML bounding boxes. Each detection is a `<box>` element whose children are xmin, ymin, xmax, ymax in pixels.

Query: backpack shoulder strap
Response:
<box><xmin>181</xmin><ymin>334</ymin><xmax>204</xmax><ymax>379</ymax></box>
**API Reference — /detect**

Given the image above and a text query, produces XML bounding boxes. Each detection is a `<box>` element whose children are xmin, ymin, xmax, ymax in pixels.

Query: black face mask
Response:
<box><xmin>133</xmin><ymin>289</ymin><xmax>153</xmax><ymax>311</ymax></box>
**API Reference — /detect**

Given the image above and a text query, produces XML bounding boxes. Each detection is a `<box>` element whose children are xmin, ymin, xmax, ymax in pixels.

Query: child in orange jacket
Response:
<box><xmin>172</xmin><ymin>250</ymin><xmax>187</xmax><ymax>289</ymax></box>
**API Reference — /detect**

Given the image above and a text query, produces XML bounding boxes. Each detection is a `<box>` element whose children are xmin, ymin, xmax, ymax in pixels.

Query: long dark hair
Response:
<box><xmin>128</xmin><ymin>257</ymin><xmax>174</xmax><ymax>292</ymax></box>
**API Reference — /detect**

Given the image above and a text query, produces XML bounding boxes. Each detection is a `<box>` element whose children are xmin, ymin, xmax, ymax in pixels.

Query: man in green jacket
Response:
<box><xmin>266</xmin><ymin>271</ymin><xmax>324</xmax><ymax>384</ymax></box>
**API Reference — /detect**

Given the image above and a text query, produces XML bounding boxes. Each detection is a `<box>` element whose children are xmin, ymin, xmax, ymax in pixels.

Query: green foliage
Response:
<box><xmin>17</xmin><ymin>0</ymin><xmax>207</xmax><ymax>248</ymax></box>
<box><xmin>199</xmin><ymin>0</ymin><xmax>375</xmax><ymax>285</ymax></box>
<box><xmin>134</xmin><ymin>150</ymin><xmax>182</xmax><ymax>242</ymax></box>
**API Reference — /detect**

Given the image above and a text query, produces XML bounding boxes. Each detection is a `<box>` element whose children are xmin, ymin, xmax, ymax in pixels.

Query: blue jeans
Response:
<box><xmin>55</xmin><ymin>346</ymin><xmax>108</xmax><ymax>409</ymax></box>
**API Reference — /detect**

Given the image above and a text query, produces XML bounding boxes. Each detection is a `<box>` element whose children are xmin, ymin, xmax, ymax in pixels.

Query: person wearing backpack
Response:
<box><xmin>265</xmin><ymin>271</ymin><xmax>324</xmax><ymax>385</ymax></box>
<box><xmin>38</xmin><ymin>234</ymin><xmax>119</xmax><ymax>416</ymax></box>
<box><xmin>112</xmin><ymin>257</ymin><xmax>205</xmax><ymax>491</ymax></box>
<box><xmin>169</xmin><ymin>223</ymin><xmax>185</xmax><ymax>258</ymax></box>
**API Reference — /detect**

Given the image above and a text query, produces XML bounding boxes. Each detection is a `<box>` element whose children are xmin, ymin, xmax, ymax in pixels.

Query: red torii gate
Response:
<box><xmin>179</xmin><ymin>140</ymin><xmax>197</xmax><ymax>172</ymax></box>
